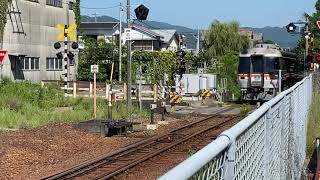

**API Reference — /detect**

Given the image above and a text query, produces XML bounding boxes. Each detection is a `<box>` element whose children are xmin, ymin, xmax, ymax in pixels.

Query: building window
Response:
<box><xmin>46</xmin><ymin>58</ymin><xmax>63</xmax><ymax>71</ymax></box>
<box><xmin>69</xmin><ymin>1</ymin><xmax>74</xmax><ymax>10</ymax></box>
<box><xmin>17</xmin><ymin>57</ymin><xmax>40</xmax><ymax>70</ymax></box>
<box><xmin>46</xmin><ymin>0</ymin><xmax>62</xmax><ymax>8</ymax></box>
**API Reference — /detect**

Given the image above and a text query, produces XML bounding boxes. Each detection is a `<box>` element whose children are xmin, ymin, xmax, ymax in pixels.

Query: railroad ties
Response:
<box><xmin>41</xmin><ymin>108</ymin><xmax>237</xmax><ymax>180</ymax></box>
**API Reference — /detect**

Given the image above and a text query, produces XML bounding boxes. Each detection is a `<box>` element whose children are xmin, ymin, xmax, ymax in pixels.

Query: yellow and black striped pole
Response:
<box><xmin>64</xmin><ymin>25</ymin><xmax>68</xmax><ymax>98</ymax></box>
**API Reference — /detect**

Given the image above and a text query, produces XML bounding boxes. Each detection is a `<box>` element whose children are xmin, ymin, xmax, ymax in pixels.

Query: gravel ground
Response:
<box><xmin>0</xmin><ymin>125</ymin><xmax>141</xmax><ymax>180</ymax></box>
<box><xmin>0</xmin><ymin>113</ymin><xmax>216</xmax><ymax>180</ymax></box>
<box><xmin>114</xmin><ymin>116</ymin><xmax>239</xmax><ymax>180</ymax></box>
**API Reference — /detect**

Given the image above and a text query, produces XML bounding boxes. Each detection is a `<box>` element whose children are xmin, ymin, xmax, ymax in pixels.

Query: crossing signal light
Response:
<box><xmin>286</xmin><ymin>23</ymin><xmax>296</xmax><ymax>33</ymax></box>
<box><xmin>67</xmin><ymin>52</ymin><xmax>74</xmax><ymax>60</ymax></box>
<box><xmin>71</xmin><ymin>42</ymin><xmax>78</xmax><ymax>49</ymax></box>
<box><xmin>315</xmin><ymin>55</ymin><xmax>320</xmax><ymax>62</ymax></box>
<box><xmin>135</xmin><ymin>4</ymin><xmax>149</xmax><ymax>21</ymax></box>
<box><xmin>56</xmin><ymin>52</ymin><xmax>63</xmax><ymax>59</ymax></box>
<box><xmin>54</xmin><ymin>42</ymin><xmax>61</xmax><ymax>50</ymax></box>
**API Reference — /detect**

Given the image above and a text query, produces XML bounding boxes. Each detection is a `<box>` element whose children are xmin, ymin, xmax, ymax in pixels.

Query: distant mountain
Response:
<box><xmin>252</xmin><ymin>26</ymin><xmax>301</xmax><ymax>48</ymax></box>
<box><xmin>81</xmin><ymin>15</ymin><xmax>119</xmax><ymax>22</ymax></box>
<box><xmin>81</xmin><ymin>15</ymin><xmax>300</xmax><ymax>49</ymax></box>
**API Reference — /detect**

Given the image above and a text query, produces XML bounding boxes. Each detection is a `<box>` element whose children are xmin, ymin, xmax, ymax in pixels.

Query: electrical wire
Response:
<box><xmin>54</xmin><ymin>0</ymin><xmax>120</xmax><ymax>10</ymax></box>
<box><xmin>120</xmin><ymin>6</ymin><xmax>182</xmax><ymax>36</ymax></box>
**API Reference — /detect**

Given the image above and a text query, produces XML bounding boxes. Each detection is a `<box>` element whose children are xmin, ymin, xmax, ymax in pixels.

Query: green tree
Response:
<box><xmin>184</xmin><ymin>52</ymin><xmax>196</xmax><ymax>73</ymax></box>
<box><xmin>204</xmin><ymin>20</ymin><xmax>249</xmax><ymax>98</ymax></box>
<box><xmin>208</xmin><ymin>51</ymin><xmax>240</xmax><ymax>97</ymax></box>
<box><xmin>0</xmin><ymin>0</ymin><xmax>8</xmax><ymax>48</ymax></box>
<box><xmin>262</xmin><ymin>40</ymin><xmax>274</xmax><ymax>44</ymax></box>
<box><xmin>204</xmin><ymin>20</ymin><xmax>249</xmax><ymax>58</ymax></box>
<box><xmin>145</xmin><ymin>51</ymin><xmax>177</xmax><ymax>85</ymax></box>
<box><xmin>295</xmin><ymin>0</ymin><xmax>320</xmax><ymax>71</ymax></box>
<box><xmin>77</xmin><ymin>37</ymin><xmax>117</xmax><ymax>81</ymax></box>
<box><xmin>73</xmin><ymin>0</ymin><xmax>81</xmax><ymax>32</ymax></box>
<box><xmin>131</xmin><ymin>51</ymin><xmax>178</xmax><ymax>85</ymax></box>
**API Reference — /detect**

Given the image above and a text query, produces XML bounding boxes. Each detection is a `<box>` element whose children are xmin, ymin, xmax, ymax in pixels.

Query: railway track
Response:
<box><xmin>42</xmin><ymin>108</ymin><xmax>238</xmax><ymax>180</ymax></box>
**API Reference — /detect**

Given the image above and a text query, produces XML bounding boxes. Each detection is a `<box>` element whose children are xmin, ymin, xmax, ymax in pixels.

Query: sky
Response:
<box><xmin>81</xmin><ymin>0</ymin><xmax>317</xmax><ymax>29</ymax></box>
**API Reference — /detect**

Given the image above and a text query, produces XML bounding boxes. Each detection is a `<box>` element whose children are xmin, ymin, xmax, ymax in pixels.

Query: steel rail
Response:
<box><xmin>41</xmin><ymin>107</ymin><xmax>235</xmax><ymax>180</ymax></box>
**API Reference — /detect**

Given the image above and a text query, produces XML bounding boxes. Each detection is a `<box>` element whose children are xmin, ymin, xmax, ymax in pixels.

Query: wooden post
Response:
<box><xmin>89</xmin><ymin>82</ymin><xmax>93</xmax><ymax>97</ymax></box>
<box><xmin>93</xmin><ymin>72</ymin><xmax>97</xmax><ymax>119</ymax></box>
<box><xmin>106</xmin><ymin>83</ymin><xmax>110</xmax><ymax>100</ymax></box>
<box><xmin>124</xmin><ymin>83</ymin><xmax>127</xmax><ymax>100</ymax></box>
<box><xmin>73</xmin><ymin>82</ymin><xmax>77</xmax><ymax>98</ymax></box>
<box><xmin>153</xmin><ymin>84</ymin><xmax>157</xmax><ymax>102</ymax></box>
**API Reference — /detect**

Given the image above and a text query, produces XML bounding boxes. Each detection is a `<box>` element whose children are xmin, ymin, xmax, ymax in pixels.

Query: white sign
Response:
<box><xmin>91</xmin><ymin>64</ymin><xmax>99</xmax><ymax>73</ymax></box>
<box><xmin>124</xmin><ymin>28</ymin><xmax>132</xmax><ymax>41</ymax></box>
<box><xmin>78</xmin><ymin>36</ymin><xmax>85</xmax><ymax>49</ymax></box>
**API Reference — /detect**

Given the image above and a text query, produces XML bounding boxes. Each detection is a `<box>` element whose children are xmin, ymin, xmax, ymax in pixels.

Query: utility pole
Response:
<box><xmin>119</xmin><ymin>3</ymin><xmax>122</xmax><ymax>82</ymax></box>
<box><xmin>93</xmin><ymin>13</ymin><xmax>97</xmax><ymax>22</ymax></box>
<box><xmin>127</xmin><ymin>0</ymin><xmax>132</xmax><ymax>111</ymax></box>
<box><xmin>196</xmin><ymin>28</ymin><xmax>200</xmax><ymax>55</ymax></box>
<box><xmin>304</xmin><ymin>18</ymin><xmax>309</xmax><ymax>76</ymax></box>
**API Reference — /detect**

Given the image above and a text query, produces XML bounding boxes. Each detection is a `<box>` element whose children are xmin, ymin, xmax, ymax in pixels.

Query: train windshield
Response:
<box><xmin>238</xmin><ymin>57</ymin><xmax>250</xmax><ymax>73</ymax></box>
<box><xmin>251</xmin><ymin>56</ymin><xmax>264</xmax><ymax>73</ymax></box>
<box><xmin>238</xmin><ymin>56</ymin><xmax>279</xmax><ymax>74</ymax></box>
<box><xmin>265</xmin><ymin>57</ymin><xmax>280</xmax><ymax>73</ymax></box>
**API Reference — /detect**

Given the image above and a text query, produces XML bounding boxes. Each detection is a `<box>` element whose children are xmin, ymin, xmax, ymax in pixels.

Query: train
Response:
<box><xmin>238</xmin><ymin>44</ymin><xmax>303</xmax><ymax>102</ymax></box>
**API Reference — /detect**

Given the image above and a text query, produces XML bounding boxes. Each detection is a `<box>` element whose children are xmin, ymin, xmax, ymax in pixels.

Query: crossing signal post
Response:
<box><xmin>54</xmin><ymin>23</ymin><xmax>78</xmax><ymax>97</ymax></box>
<box><xmin>177</xmin><ymin>50</ymin><xmax>186</xmax><ymax>77</ymax></box>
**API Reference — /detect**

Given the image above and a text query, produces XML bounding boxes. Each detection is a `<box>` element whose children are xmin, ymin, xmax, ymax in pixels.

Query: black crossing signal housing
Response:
<box><xmin>135</xmin><ymin>4</ymin><xmax>149</xmax><ymax>21</ymax></box>
<box><xmin>71</xmin><ymin>42</ymin><xmax>79</xmax><ymax>49</ymax></box>
<box><xmin>286</xmin><ymin>23</ymin><xmax>297</xmax><ymax>33</ymax></box>
<box><xmin>67</xmin><ymin>52</ymin><xmax>74</xmax><ymax>60</ymax></box>
<box><xmin>54</xmin><ymin>42</ymin><xmax>61</xmax><ymax>50</ymax></box>
<box><xmin>56</xmin><ymin>52</ymin><xmax>63</xmax><ymax>59</ymax></box>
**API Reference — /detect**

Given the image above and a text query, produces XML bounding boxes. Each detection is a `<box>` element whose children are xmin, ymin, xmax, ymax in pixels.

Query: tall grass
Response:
<box><xmin>0</xmin><ymin>80</ymin><xmax>149</xmax><ymax>129</ymax></box>
<box><xmin>307</xmin><ymin>92</ymin><xmax>320</xmax><ymax>158</ymax></box>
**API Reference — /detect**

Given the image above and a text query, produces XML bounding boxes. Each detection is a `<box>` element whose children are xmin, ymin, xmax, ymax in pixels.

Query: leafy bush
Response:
<box><xmin>0</xmin><ymin>81</ymin><xmax>148</xmax><ymax>129</ymax></box>
<box><xmin>240</xmin><ymin>104</ymin><xmax>252</xmax><ymax>118</ymax></box>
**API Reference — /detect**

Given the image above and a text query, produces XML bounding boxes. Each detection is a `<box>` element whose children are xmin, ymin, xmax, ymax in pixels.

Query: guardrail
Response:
<box><xmin>159</xmin><ymin>74</ymin><xmax>313</xmax><ymax>180</ymax></box>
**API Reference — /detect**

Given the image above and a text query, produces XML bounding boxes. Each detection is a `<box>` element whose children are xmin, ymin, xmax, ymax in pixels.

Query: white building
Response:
<box><xmin>1</xmin><ymin>0</ymin><xmax>76</xmax><ymax>82</ymax></box>
<box><xmin>152</xmin><ymin>29</ymin><xmax>181</xmax><ymax>51</ymax></box>
<box><xmin>122</xmin><ymin>25</ymin><xmax>182</xmax><ymax>52</ymax></box>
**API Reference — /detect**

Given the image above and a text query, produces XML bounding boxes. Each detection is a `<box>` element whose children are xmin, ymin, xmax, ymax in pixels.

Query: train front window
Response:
<box><xmin>251</xmin><ymin>56</ymin><xmax>263</xmax><ymax>73</ymax></box>
<box><xmin>265</xmin><ymin>57</ymin><xmax>280</xmax><ymax>73</ymax></box>
<box><xmin>238</xmin><ymin>57</ymin><xmax>250</xmax><ymax>73</ymax></box>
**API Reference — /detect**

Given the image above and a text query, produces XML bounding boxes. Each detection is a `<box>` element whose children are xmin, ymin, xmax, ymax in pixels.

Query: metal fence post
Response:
<box><xmin>223</xmin><ymin>141</ymin><xmax>236</xmax><ymax>179</ymax></box>
<box><xmin>263</xmin><ymin>105</ymin><xmax>272</xmax><ymax>179</ymax></box>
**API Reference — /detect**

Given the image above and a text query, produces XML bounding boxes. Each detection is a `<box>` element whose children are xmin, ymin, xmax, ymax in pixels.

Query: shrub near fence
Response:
<box><xmin>159</xmin><ymin>74</ymin><xmax>313</xmax><ymax>180</ymax></box>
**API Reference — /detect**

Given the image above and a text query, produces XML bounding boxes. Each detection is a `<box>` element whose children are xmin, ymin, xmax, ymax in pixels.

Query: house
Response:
<box><xmin>123</xmin><ymin>25</ymin><xmax>182</xmax><ymax>52</ymax></box>
<box><xmin>1</xmin><ymin>0</ymin><xmax>76</xmax><ymax>82</ymax></box>
<box><xmin>151</xmin><ymin>29</ymin><xmax>182</xmax><ymax>51</ymax></box>
<box><xmin>79</xmin><ymin>22</ymin><xmax>120</xmax><ymax>44</ymax></box>
<box><xmin>129</xmin><ymin>25</ymin><xmax>163</xmax><ymax>51</ymax></box>
<box><xmin>239</xmin><ymin>28</ymin><xmax>263</xmax><ymax>47</ymax></box>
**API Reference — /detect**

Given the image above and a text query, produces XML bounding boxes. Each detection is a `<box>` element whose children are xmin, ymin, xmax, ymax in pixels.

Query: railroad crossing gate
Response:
<box><xmin>201</xmin><ymin>89</ymin><xmax>211</xmax><ymax>98</ymax></box>
<box><xmin>169</xmin><ymin>92</ymin><xmax>182</xmax><ymax>105</ymax></box>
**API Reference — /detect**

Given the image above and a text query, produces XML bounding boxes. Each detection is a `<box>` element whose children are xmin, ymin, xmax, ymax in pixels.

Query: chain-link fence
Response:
<box><xmin>159</xmin><ymin>74</ymin><xmax>313</xmax><ymax>180</ymax></box>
